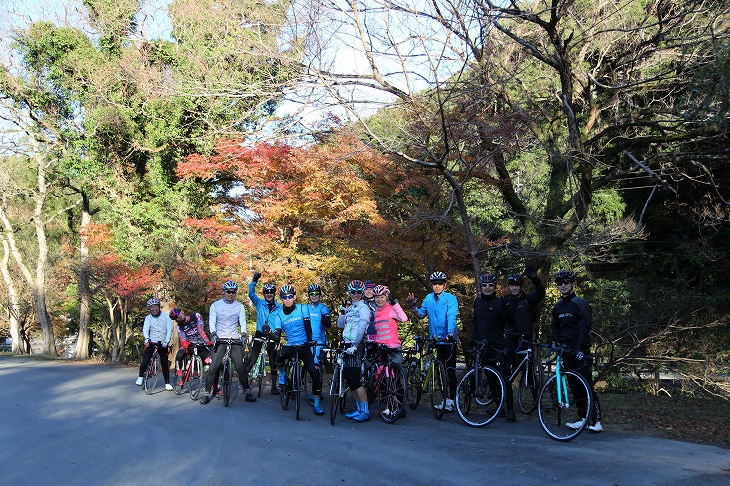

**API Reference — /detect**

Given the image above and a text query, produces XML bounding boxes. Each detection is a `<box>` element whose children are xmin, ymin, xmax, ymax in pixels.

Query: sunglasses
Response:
<box><xmin>555</xmin><ymin>279</ymin><xmax>573</xmax><ymax>286</ymax></box>
<box><xmin>308</xmin><ymin>292</ymin><xmax>321</xmax><ymax>296</ymax></box>
<box><xmin>281</xmin><ymin>294</ymin><xmax>295</xmax><ymax>299</ymax></box>
<box><xmin>349</xmin><ymin>290</ymin><xmax>364</xmax><ymax>295</ymax></box>
<box><xmin>481</xmin><ymin>283</ymin><xmax>496</xmax><ymax>287</ymax></box>
<box><xmin>263</xmin><ymin>291</ymin><xmax>275</xmax><ymax>295</ymax></box>
<box><xmin>224</xmin><ymin>290</ymin><xmax>237</xmax><ymax>294</ymax></box>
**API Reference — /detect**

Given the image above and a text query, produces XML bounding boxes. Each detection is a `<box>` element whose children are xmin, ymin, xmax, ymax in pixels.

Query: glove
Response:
<box><xmin>345</xmin><ymin>346</ymin><xmax>357</xmax><ymax>355</ymax></box>
<box><xmin>211</xmin><ymin>332</ymin><xmax>218</xmax><ymax>344</ymax></box>
<box><xmin>576</xmin><ymin>351</ymin><xmax>585</xmax><ymax>361</ymax></box>
<box><xmin>444</xmin><ymin>334</ymin><xmax>454</xmax><ymax>344</ymax></box>
<box><xmin>525</xmin><ymin>265</ymin><xmax>538</xmax><ymax>279</ymax></box>
<box><xmin>389</xmin><ymin>297</ymin><xmax>398</xmax><ymax>306</ymax></box>
<box><xmin>262</xmin><ymin>324</ymin><xmax>271</xmax><ymax>334</ymax></box>
<box><xmin>144</xmin><ymin>340</ymin><xmax>150</xmax><ymax>349</ymax></box>
<box><xmin>252</xmin><ymin>271</ymin><xmax>261</xmax><ymax>282</ymax></box>
<box><xmin>406</xmin><ymin>296</ymin><xmax>416</xmax><ymax>308</ymax></box>
<box><xmin>162</xmin><ymin>342</ymin><xmax>169</xmax><ymax>348</ymax></box>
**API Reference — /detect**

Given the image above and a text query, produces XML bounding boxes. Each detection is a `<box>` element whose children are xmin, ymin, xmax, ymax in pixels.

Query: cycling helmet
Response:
<box><xmin>372</xmin><ymin>284</ymin><xmax>390</xmax><ymax>296</ymax></box>
<box><xmin>479</xmin><ymin>273</ymin><xmax>497</xmax><ymax>284</ymax></box>
<box><xmin>429</xmin><ymin>271</ymin><xmax>447</xmax><ymax>283</ymax></box>
<box><xmin>147</xmin><ymin>298</ymin><xmax>160</xmax><ymax>307</ymax></box>
<box><xmin>262</xmin><ymin>283</ymin><xmax>276</xmax><ymax>294</ymax></box>
<box><xmin>554</xmin><ymin>270</ymin><xmax>576</xmax><ymax>282</ymax></box>
<box><xmin>222</xmin><ymin>280</ymin><xmax>238</xmax><ymax>291</ymax></box>
<box><xmin>348</xmin><ymin>280</ymin><xmax>365</xmax><ymax>292</ymax></box>
<box><xmin>279</xmin><ymin>284</ymin><xmax>296</xmax><ymax>298</ymax></box>
<box><xmin>507</xmin><ymin>274</ymin><xmax>524</xmax><ymax>285</ymax></box>
<box><xmin>169</xmin><ymin>307</ymin><xmax>183</xmax><ymax>319</ymax></box>
<box><xmin>307</xmin><ymin>283</ymin><xmax>321</xmax><ymax>294</ymax></box>
<box><xmin>364</xmin><ymin>280</ymin><xmax>377</xmax><ymax>289</ymax></box>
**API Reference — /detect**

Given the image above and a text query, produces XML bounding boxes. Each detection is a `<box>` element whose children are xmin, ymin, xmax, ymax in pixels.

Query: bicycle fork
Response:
<box><xmin>556</xmin><ymin>358</ymin><xmax>570</xmax><ymax>408</ymax></box>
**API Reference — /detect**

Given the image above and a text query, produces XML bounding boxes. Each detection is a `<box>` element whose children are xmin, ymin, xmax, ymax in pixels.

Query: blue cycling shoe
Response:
<box><xmin>314</xmin><ymin>404</ymin><xmax>324</xmax><ymax>415</ymax></box>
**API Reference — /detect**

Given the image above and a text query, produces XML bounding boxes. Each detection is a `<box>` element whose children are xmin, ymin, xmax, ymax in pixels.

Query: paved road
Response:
<box><xmin>1</xmin><ymin>356</ymin><xmax>728</xmax><ymax>485</ymax></box>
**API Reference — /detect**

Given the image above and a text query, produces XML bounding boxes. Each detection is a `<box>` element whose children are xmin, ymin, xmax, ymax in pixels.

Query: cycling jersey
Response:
<box><xmin>307</xmin><ymin>301</ymin><xmax>331</xmax><ymax>344</ymax></box>
<box><xmin>143</xmin><ymin>312</ymin><xmax>173</xmax><ymax>344</ymax></box>
<box><xmin>503</xmin><ymin>274</ymin><xmax>545</xmax><ymax>337</ymax></box>
<box><xmin>269</xmin><ymin>304</ymin><xmax>311</xmax><ymax>346</ymax></box>
<box><xmin>373</xmin><ymin>303</ymin><xmax>407</xmax><ymax>348</ymax></box>
<box><xmin>337</xmin><ymin>300</ymin><xmax>370</xmax><ymax>345</ymax></box>
<box><xmin>177</xmin><ymin>313</ymin><xmax>210</xmax><ymax>347</ymax></box>
<box><xmin>248</xmin><ymin>281</ymin><xmax>281</xmax><ymax>332</ymax></box>
<box><xmin>411</xmin><ymin>291</ymin><xmax>459</xmax><ymax>342</ymax></box>
<box><xmin>551</xmin><ymin>291</ymin><xmax>592</xmax><ymax>353</ymax></box>
<box><xmin>472</xmin><ymin>293</ymin><xmax>507</xmax><ymax>348</ymax></box>
<box><xmin>209</xmin><ymin>299</ymin><xmax>246</xmax><ymax>340</ymax></box>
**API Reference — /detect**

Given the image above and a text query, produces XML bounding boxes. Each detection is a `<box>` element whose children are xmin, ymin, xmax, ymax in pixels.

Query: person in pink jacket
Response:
<box><xmin>372</xmin><ymin>285</ymin><xmax>408</xmax><ymax>363</ymax></box>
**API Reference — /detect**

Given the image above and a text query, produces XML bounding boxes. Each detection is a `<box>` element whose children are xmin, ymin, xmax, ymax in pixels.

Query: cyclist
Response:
<box><xmin>503</xmin><ymin>265</ymin><xmax>545</xmax><ymax>355</ymax></box>
<box><xmin>471</xmin><ymin>273</ymin><xmax>515</xmax><ymax>422</ymax></box>
<box><xmin>407</xmin><ymin>271</ymin><xmax>459</xmax><ymax>412</ymax></box>
<box><xmin>363</xmin><ymin>280</ymin><xmax>378</xmax><ymax>339</ymax></box>
<box><xmin>551</xmin><ymin>270</ymin><xmax>602</xmax><ymax>433</ymax></box>
<box><xmin>137</xmin><ymin>298</ymin><xmax>173</xmax><ymax>391</ymax></box>
<box><xmin>199</xmin><ymin>281</ymin><xmax>256</xmax><ymax>405</ymax></box>
<box><xmin>371</xmin><ymin>285</ymin><xmax>407</xmax><ymax>361</ymax></box>
<box><xmin>170</xmin><ymin>307</ymin><xmax>212</xmax><ymax>387</ymax></box>
<box><xmin>248</xmin><ymin>272</ymin><xmax>282</xmax><ymax>395</ymax></box>
<box><xmin>337</xmin><ymin>280</ymin><xmax>372</xmax><ymax>422</ymax></box>
<box><xmin>270</xmin><ymin>285</ymin><xmax>325</xmax><ymax>416</ymax></box>
<box><xmin>306</xmin><ymin>283</ymin><xmax>331</xmax><ymax>404</ymax></box>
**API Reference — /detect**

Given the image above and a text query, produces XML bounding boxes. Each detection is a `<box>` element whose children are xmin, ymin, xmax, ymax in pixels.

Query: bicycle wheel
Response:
<box><xmin>280</xmin><ymin>362</ymin><xmax>290</xmax><ymax>410</ymax></box>
<box><xmin>189</xmin><ymin>356</ymin><xmax>204</xmax><ymax>400</ymax></box>
<box><xmin>428</xmin><ymin>359</ymin><xmax>447</xmax><ymax>419</ymax></box>
<box><xmin>456</xmin><ymin>366</ymin><xmax>505</xmax><ymax>427</ymax></box>
<box><xmin>518</xmin><ymin>356</ymin><xmax>542</xmax><ymax>414</ymax></box>
<box><xmin>329</xmin><ymin>365</ymin><xmax>341</xmax><ymax>425</ymax></box>
<box><xmin>538</xmin><ymin>370</ymin><xmax>593</xmax><ymax>441</ymax></box>
<box><xmin>406</xmin><ymin>360</ymin><xmax>422</xmax><ymax>409</ymax></box>
<box><xmin>361</xmin><ymin>361</ymin><xmax>378</xmax><ymax>404</ymax></box>
<box><xmin>294</xmin><ymin>359</ymin><xmax>302</xmax><ymax>420</ymax></box>
<box><xmin>223</xmin><ymin>356</ymin><xmax>232</xmax><ymax>407</ymax></box>
<box><xmin>379</xmin><ymin>363</ymin><xmax>406</xmax><ymax>424</ymax></box>
<box><xmin>143</xmin><ymin>354</ymin><xmax>159</xmax><ymax>395</ymax></box>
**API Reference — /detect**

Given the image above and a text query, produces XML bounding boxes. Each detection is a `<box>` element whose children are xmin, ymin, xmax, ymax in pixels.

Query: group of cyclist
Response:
<box><xmin>136</xmin><ymin>267</ymin><xmax>601</xmax><ymax>433</ymax></box>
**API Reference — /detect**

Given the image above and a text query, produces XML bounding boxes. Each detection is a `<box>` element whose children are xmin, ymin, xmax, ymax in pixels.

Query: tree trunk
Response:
<box><xmin>0</xmin><ymin>236</ymin><xmax>25</xmax><ymax>354</ymax></box>
<box><xmin>75</xmin><ymin>192</ymin><xmax>92</xmax><ymax>359</ymax></box>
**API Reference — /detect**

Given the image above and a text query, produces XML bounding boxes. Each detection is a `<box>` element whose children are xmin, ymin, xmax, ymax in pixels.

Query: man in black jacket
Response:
<box><xmin>551</xmin><ymin>270</ymin><xmax>602</xmax><ymax>433</ymax></box>
<box><xmin>503</xmin><ymin>265</ymin><xmax>545</xmax><ymax>353</ymax></box>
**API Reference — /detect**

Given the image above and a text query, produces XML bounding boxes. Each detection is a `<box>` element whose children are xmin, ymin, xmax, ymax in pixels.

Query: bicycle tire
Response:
<box><xmin>406</xmin><ymin>360</ymin><xmax>422</xmax><ymax>409</ymax></box>
<box><xmin>379</xmin><ymin>363</ymin><xmax>406</xmax><ymax>424</ymax></box>
<box><xmin>143</xmin><ymin>353</ymin><xmax>159</xmax><ymax>395</ymax></box>
<box><xmin>294</xmin><ymin>359</ymin><xmax>302</xmax><ymax>420</ymax></box>
<box><xmin>456</xmin><ymin>366</ymin><xmax>505</xmax><ymax>427</ymax></box>
<box><xmin>223</xmin><ymin>356</ymin><xmax>232</xmax><ymax>407</ymax></box>
<box><xmin>362</xmin><ymin>360</ymin><xmax>378</xmax><ymax>405</ymax></box>
<box><xmin>302</xmin><ymin>363</ymin><xmax>313</xmax><ymax>406</ymax></box>
<box><xmin>189</xmin><ymin>356</ymin><xmax>204</xmax><ymax>400</ymax></box>
<box><xmin>518</xmin><ymin>356</ymin><xmax>542</xmax><ymax>414</ymax></box>
<box><xmin>330</xmin><ymin>364</ymin><xmax>341</xmax><ymax>425</ymax></box>
<box><xmin>280</xmin><ymin>361</ymin><xmax>290</xmax><ymax>411</ymax></box>
<box><xmin>538</xmin><ymin>370</ymin><xmax>593</xmax><ymax>441</ymax></box>
<box><xmin>429</xmin><ymin>359</ymin><xmax>447</xmax><ymax>419</ymax></box>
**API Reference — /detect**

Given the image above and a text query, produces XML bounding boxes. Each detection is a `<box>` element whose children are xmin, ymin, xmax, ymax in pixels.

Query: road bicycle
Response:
<box><xmin>361</xmin><ymin>343</ymin><xmax>407</xmax><ymax>424</ymax></box>
<box><xmin>537</xmin><ymin>344</ymin><xmax>593</xmax><ymax>441</ymax></box>
<box><xmin>248</xmin><ymin>334</ymin><xmax>278</xmax><ymax>398</ymax></box>
<box><xmin>279</xmin><ymin>342</ymin><xmax>316</xmax><ymax>420</ymax></box>
<box><xmin>505</xmin><ymin>340</ymin><xmax>544</xmax><ymax>414</ymax></box>
<box><xmin>174</xmin><ymin>344</ymin><xmax>208</xmax><ymax>400</ymax></box>
<box><xmin>324</xmin><ymin>345</ymin><xmax>356</xmax><ymax>425</ymax></box>
<box><xmin>455</xmin><ymin>339</ymin><xmax>506</xmax><ymax>427</ymax></box>
<box><xmin>403</xmin><ymin>336</ymin><xmax>448</xmax><ymax>419</ymax></box>
<box><xmin>302</xmin><ymin>343</ymin><xmax>327</xmax><ymax>406</ymax></box>
<box><xmin>143</xmin><ymin>343</ymin><xmax>166</xmax><ymax>394</ymax></box>
<box><xmin>217</xmin><ymin>338</ymin><xmax>243</xmax><ymax>407</ymax></box>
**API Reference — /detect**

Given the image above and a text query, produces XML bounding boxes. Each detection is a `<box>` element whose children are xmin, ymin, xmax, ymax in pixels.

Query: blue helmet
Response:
<box><xmin>348</xmin><ymin>280</ymin><xmax>365</xmax><ymax>292</ymax></box>
<box><xmin>147</xmin><ymin>298</ymin><xmax>161</xmax><ymax>307</ymax></box>
<box><xmin>279</xmin><ymin>284</ymin><xmax>296</xmax><ymax>298</ymax></box>
<box><xmin>222</xmin><ymin>280</ymin><xmax>238</xmax><ymax>291</ymax></box>
<box><xmin>307</xmin><ymin>284</ymin><xmax>321</xmax><ymax>294</ymax></box>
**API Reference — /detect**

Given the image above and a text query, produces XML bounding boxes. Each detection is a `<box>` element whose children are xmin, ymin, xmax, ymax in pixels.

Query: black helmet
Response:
<box><xmin>279</xmin><ymin>284</ymin><xmax>296</xmax><ymax>297</ymax></box>
<box><xmin>554</xmin><ymin>270</ymin><xmax>576</xmax><ymax>282</ymax></box>
<box><xmin>479</xmin><ymin>273</ymin><xmax>497</xmax><ymax>284</ymax></box>
<box><xmin>262</xmin><ymin>283</ymin><xmax>276</xmax><ymax>294</ymax></box>
<box><xmin>507</xmin><ymin>274</ymin><xmax>524</xmax><ymax>285</ymax></box>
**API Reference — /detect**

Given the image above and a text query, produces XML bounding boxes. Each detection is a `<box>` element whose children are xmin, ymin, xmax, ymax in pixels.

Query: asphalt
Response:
<box><xmin>0</xmin><ymin>356</ymin><xmax>728</xmax><ymax>485</ymax></box>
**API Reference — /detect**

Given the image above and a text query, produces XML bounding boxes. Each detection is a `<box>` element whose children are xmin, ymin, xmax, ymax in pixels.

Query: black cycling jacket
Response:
<box><xmin>551</xmin><ymin>292</ymin><xmax>592</xmax><ymax>353</ymax></box>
